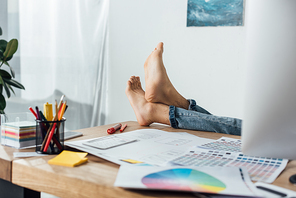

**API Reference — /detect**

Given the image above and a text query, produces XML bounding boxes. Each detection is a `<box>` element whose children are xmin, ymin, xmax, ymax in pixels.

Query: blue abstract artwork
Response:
<box><xmin>187</xmin><ymin>0</ymin><xmax>244</xmax><ymax>27</ymax></box>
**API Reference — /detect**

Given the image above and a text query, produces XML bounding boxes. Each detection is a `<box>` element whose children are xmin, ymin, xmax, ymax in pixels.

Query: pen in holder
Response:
<box><xmin>36</xmin><ymin>118</ymin><xmax>65</xmax><ymax>154</ymax></box>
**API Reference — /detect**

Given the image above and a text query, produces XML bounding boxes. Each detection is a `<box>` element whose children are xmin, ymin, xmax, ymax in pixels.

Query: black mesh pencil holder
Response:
<box><xmin>36</xmin><ymin>119</ymin><xmax>65</xmax><ymax>154</ymax></box>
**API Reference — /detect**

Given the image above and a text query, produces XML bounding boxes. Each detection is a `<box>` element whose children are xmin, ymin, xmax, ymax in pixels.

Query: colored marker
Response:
<box><xmin>107</xmin><ymin>123</ymin><xmax>122</xmax><ymax>134</ymax></box>
<box><xmin>39</xmin><ymin>110</ymin><xmax>62</xmax><ymax>151</ymax></box>
<box><xmin>43</xmin><ymin>102</ymin><xmax>53</xmax><ymax>121</ymax></box>
<box><xmin>58</xmin><ymin>101</ymin><xmax>67</xmax><ymax>121</ymax></box>
<box><xmin>43</xmin><ymin>123</ymin><xmax>57</xmax><ymax>152</ymax></box>
<box><xmin>35</xmin><ymin>106</ymin><xmax>41</xmax><ymax>120</ymax></box>
<box><xmin>120</xmin><ymin>124</ymin><xmax>127</xmax><ymax>132</ymax></box>
<box><xmin>29</xmin><ymin>107</ymin><xmax>37</xmax><ymax>119</ymax></box>
<box><xmin>40</xmin><ymin>95</ymin><xmax>65</xmax><ymax>151</ymax></box>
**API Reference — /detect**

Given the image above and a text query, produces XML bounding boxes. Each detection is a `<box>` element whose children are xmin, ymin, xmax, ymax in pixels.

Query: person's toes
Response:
<box><xmin>156</xmin><ymin>42</ymin><xmax>164</xmax><ymax>52</ymax></box>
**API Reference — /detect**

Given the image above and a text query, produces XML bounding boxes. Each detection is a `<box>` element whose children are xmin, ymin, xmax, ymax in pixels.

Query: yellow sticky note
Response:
<box><xmin>121</xmin><ymin>159</ymin><xmax>143</xmax><ymax>164</ymax></box>
<box><xmin>48</xmin><ymin>150</ymin><xmax>88</xmax><ymax>167</ymax></box>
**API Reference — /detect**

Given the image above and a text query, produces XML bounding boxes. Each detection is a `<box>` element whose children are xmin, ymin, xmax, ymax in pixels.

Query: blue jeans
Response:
<box><xmin>169</xmin><ymin>99</ymin><xmax>242</xmax><ymax>136</ymax></box>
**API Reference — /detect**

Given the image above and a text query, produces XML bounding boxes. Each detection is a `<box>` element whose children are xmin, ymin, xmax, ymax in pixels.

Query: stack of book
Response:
<box><xmin>1</xmin><ymin>121</ymin><xmax>36</xmax><ymax>148</ymax></box>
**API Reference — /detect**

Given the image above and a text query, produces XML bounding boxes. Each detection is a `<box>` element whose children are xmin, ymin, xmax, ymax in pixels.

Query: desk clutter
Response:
<box><xmin>33</xmin><ymin>95</ymin><xmax>67</xmax><ymax>154</ymax></box>
<box><xmin>0</xmin><ymin>95</ymin><xmax>67</xmax><ymax>153</ymax></box>
<box><xmin>65</xmin><ymin>128</ymin><xmax>291</xmax><ymax>197</ymax></box>
<box><xmin>48</xmin><ymin>150</ymin><xmax>88</xmax><ymax>167</ymax></box>
<box><xmin>1</xmin><ymin>113</ymin><xmax>36</xmax><ymax>148</ymax></box>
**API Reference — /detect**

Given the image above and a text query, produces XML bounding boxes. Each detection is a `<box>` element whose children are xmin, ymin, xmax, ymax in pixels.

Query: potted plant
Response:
<box><xmin>0</xmin><ymin>27</ymin><xmax>25</xmax><ymax>114</ymax></box>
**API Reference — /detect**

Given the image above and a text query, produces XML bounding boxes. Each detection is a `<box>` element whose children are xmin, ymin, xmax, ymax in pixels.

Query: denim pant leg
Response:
<box><xmin>169</xmin><ymin>99</ymin><xmax>242</xmax><ymax>136</ymax></box>
<box><xmin>187</xmin><ymin>99</ymin><xmax>212</xmax><ymax>114</ymax></box>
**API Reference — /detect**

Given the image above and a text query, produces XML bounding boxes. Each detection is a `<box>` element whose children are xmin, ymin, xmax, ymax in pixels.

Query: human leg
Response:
<box><xmin>129</xmin><ymin>42</ymin><xmax>242</xmax><ymax>134</ymax></box>
<box><xmin>169</xmin><ymin>105</ymin><xmax>242</xmax><ymax>136</ymax></box>
<box><xmin>187</xmin><ymin>99</ymin><xmax>212</xmax><ymax>115</ymax></box>
<box><xmin>126</xmin><ymin>76</ymin><xmax>242</xmax><ymax>135</ymax></box>
<box><xmin>144</xmin><ymin>42</ymin><xmax>215</xmax><ymax>115</ymax></box>
<box><xmin>125</xmin><ymin>76</ymin><xmax>170</xmax><ymax>126</ymax></box>
<box><xmin>144</xmin><ymin>42</ymin><xmax>189</xmax><ymax>110</ymax></box>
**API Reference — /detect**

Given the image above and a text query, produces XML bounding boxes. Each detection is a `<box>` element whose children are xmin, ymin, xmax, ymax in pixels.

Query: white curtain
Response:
<box><xmin>9</xmin><ymin>0</ymin><xmax>109</xmax><ymax>130</ymax></box>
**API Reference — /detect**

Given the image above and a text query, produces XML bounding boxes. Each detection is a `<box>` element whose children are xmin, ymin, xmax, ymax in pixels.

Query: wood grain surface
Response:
<box><xmin>10</xmin><ymin>121</ymin><xmax>296</xmax><ymax>197</ymax></box>
<box><xmin>0</xmin><ymin>138</ymin><xmax>36</xmax><ymax>181</ymax></box>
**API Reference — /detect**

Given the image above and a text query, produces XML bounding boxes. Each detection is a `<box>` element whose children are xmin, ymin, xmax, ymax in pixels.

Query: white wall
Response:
<box><xmin>0</xmin><ymin>0</ymin><xmax>8</xmax><ymax>39</ymax></box>
<box><xmin>108</xmin><ymin>0</ymin><xmax>246</xmax><ymax>125</ymax></box>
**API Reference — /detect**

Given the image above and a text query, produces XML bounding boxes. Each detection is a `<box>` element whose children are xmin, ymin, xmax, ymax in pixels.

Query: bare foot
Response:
<box><xmin>125</xmin><ymin>76</ymin><xmax>170</xmax><ymax>126</ymax></box>
<box><xmin>144</xmin><ymin>42</ymin><xmax>189</xmax><ymax>109</ymax></box>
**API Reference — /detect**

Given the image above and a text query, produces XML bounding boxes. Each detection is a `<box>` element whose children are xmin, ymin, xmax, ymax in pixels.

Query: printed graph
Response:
<box><xmin>141</xmin><ymin>168</ymin><xmax>226</xmax><ymax>193</ymax></box>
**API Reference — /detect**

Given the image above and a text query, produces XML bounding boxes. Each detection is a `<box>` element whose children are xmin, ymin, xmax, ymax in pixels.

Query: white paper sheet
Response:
<box><xmin>168</xmin><ymin>141</ymin><xmax>288</xmax><ymax>183</ymax></box>
<box><xmin>66</xmin><ymin>129</ymin><xmax>213</xmax><ymax>166</ymax></box>
<box><xmin>13</xmin><ymin>152</ymin><xmax>48</xmax><ymax>158</ymax></box>
<box><xmin>114</xmin><ymin>166</ymin><xmax>260</xmax><ymax>197</ymax></box>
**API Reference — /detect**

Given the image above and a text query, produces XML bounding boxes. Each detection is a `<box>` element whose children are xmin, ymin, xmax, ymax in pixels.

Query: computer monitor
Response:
<box><xmin>242</xmin><ymin>0</ymin><xmax>296</xmax><ymax>161</ymax></box>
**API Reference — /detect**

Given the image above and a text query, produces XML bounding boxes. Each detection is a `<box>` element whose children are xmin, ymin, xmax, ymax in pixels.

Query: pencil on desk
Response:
<box><xmin>35</xmin><ymin>106</ymin><xmax>54</xmax><ymax>152</ymax></box>
<box><xmin>39</xmin><ymin>113</ymin><xmax>55</xmax><ymax>152</ymax></box>
<box><xmin>55</xmin><ymin>100</ymin><xmax>59</xmax><ymax>139</ymax></box>
<box><xmin>43</xmin><ymin>123</ymin><xmax>57</xmax><ymax>152</ymax></box>
<box><xmin>40</xmin><ymin>113</ymin><xmax>58</xmax><ymax>151</ymax></box>
<box><xmin>56</xmin><ymin>101</ymin><xmax>67</xmax><ymax>139</ymax></box>
<box><xmin>58</xmin><ymin>101</ymin><xmax>67</xmax><ymax>121</ymax></box>
<box><xmin>41</xmin><ymin>95</ymin><xmax>65</xmax><ymax>151</ymax></box>
<box><xmin>57</xmin><ymin>100</ymin><xmax>67</xmax><ymax>139</ymax></box>
<box><xmin>43</xmin><ymin>100</ymin><xmax>67</xmax><ymax>152</ymax></box>
<box><xmin>55</xmin><ymin>100</ymin><xmax>58</xmax><ymax>120</ymax></box>
<box><xmin>40</xmin><ymin>111</ymin><xmax>63</xmax><ymax>151</ymax></box>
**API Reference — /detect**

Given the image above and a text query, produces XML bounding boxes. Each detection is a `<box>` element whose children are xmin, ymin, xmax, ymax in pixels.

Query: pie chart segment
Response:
<box><xmin>172</xmin><ymin>168</ymin><xmax>192</xmax><ymax>178</ymax></box>
<box><xmin>141</xmin><ymin>168</ymin><xmax>226</xmax><ymax>193</ymax></box>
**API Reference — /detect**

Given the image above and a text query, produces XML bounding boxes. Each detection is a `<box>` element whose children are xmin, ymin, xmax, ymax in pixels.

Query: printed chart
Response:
<box><xmin>168</xmin><ymin>146</ymin><xmax>288</xmax><ymax>183</ymax></box>
<box><xmin>142</xmin><ymin>168</ymin><xmax>226</xmax><ymax>193</ymax></box>
<box><xmin>114</xmin><ymin>166</ymin><xmax>259</xmax><ymax>196</ymax></box>
<box><xmin>199</xmin><ymin>137</ymin><xmax>241</xmax><ymax>152</ymax></box>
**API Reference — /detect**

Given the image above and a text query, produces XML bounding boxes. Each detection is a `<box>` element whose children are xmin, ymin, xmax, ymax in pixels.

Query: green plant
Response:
<box><xmin>0</xmin><ymin>27</ymin><xmax>25</xmax><ymax>114</ymax></box>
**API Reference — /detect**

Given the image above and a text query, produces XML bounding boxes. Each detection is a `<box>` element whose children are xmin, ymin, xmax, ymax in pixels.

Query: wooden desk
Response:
<box><xmin>11</xmin><ymin>121</ymin><xmax>296</xmax><ymax>198</ymax></box>
<box><xmin>0</xmin><ymin>138</ymin><xmax>40</xmax><ymax>197</ymax></box>
<box><xmin>0</xmin><ymin>144</ymin><xmax>17</xmax><ymax>181</ymax></box>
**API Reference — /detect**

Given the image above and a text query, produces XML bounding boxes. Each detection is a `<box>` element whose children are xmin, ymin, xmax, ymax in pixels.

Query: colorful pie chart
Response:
<box><xmin>141</xmin><ymin>168</ymin><xmax>226</xmax><ymax>193</ymax></box>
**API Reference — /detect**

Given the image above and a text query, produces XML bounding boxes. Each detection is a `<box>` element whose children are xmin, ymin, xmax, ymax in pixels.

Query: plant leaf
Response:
<box><xmin>0</xmin><ymin>69</ymin><xmax>12</xmax><ymax>79</ymax></box>
<box><xmin>3</xmin><ymin>39</ymin><xmax>18</xmax><ymax>59</ymax></box>
<box><xmin>3</xmin><ymin>61</ymin><xmax>9</xmax><ymax>66</ymax></box>
<box><xmin>0</xmin><ymin>84</ymin><xmax>2</xmax><ymax>94</ymax></box>
<box><xmin>0</xmin><ymin>75</ymin><xmax>4</xmax><ymax>85</ymax></box>
<box><xmin>7</xmin><ymin>84</ymin><xmax>15</xmax><ymax>95</ymax></box>
<box><xmin>8</xmin><ymin>63</ymin><xmax>15</xmax><ymax>78</ymax></box>
<box><xmin>3</xmin><ymin>78</ymin><xmax>25</xmax><ymax>90</ymax></box>
<box><xmin>5</xmin><ymin>55</ymin><xmax>13</xmax><ymax>62</ymax></box>
<box><xmin>0</xmin><ymin>93</ymin><xmax>6</xmax><ymax>111</ymax></box>
<box><xmin>0</xmin><ymin>40</ymin><xmax>7</xmax><ymax>61</ymax></box>
<box><xmin>3</xmin><ymin>81</ymin><xmax>10</xmax><ymax>98</ymax></box>
<box><xmin>2</xmin><ymin>61</ymin><xmax>15</xmax><ymax>78</ymax></box>
<box><xmin>0</xmin><ymin>40</ymin><xmax>7</xmax><ymax>52</ymax></box>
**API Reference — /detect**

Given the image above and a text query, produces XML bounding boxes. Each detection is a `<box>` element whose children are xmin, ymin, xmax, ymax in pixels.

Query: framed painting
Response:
<box><xmin>187</xmin><ymin>0</ymin><xmax>244</xmax><ymax>27</ymax></box>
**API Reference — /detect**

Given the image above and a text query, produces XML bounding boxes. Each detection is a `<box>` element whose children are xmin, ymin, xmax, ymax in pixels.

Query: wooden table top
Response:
<box><xmin>6</xmin><ymin>121</ymin><xmax>296</xmax><ymax>198</ymax></box>
<box><xmin>0</xmin><ymin>137</ymin><xmax>36</xmax><ymax>181</ymax></box>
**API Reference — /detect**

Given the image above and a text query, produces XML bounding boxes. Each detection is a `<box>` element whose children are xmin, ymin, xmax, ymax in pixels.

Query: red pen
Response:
<box><xmin>43</xmin><ymin>123</ymin><xmax>56</xmax><ymax>152</ymax></box>
<box><xmin>107</xmin><ymin>123</ymin><xmax>122</xmax><ymax>134</ymax></box>
<box><xmin>29</xmin><ymin>107</ymin><xmax>38</xmax><ymax>119</ymax></box>
<box><xmin>120</xmin><ymin>124</ymin><xmax>127</xmax><ymax>132</ymax></box>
